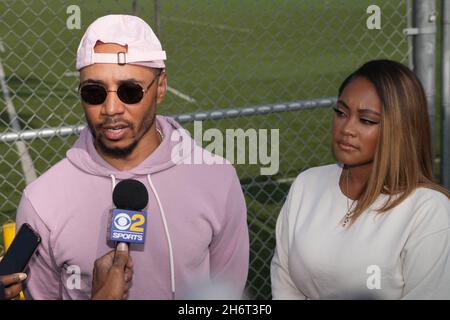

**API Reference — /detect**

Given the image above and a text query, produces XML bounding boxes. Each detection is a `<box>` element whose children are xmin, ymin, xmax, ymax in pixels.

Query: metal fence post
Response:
<box><xmin>154</xmin><ymin>0</ymin><xmax>161</xmax><ymax>37</ymax></box>
<box><xmin>412</xmin><ymin>0</ymin><xmax>437</xmax><ymax>161</ymax></box>
<box><xmin>442</xmin><ymin>0</ymin><xmax>450</xmax><ymax>188</ymax></box>
<box><xmin>132</xmin><ymin>0</ymin><xmax>138</xmax><ymax>15</ymax></box>
<box><xmin>407</xmin><ymin>0</ymin><xmax>414</xmax><ymax>69</ymax></box>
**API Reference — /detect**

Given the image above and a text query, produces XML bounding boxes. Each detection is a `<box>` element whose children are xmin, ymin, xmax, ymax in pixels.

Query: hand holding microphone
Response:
<box><xmin>92</xmin><ymin>179</ymin><xmax>148</xmax><ymax>300</ymax></box>
<box><xmin>91</xmin><ymin>243</ymin><xmax>133</xmax><ymax>300</ymax></box>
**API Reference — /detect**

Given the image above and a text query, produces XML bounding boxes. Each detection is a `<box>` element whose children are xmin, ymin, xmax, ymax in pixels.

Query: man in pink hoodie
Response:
<box><xmin>15</xmin><ymin>14</ymin><xmax>249</xmax><ymax>299</ymax></box>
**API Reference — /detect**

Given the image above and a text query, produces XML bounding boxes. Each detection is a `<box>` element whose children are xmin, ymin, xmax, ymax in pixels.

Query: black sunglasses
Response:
<box><xmin>79</xmin><ymin>76</ymin><xmax>159</xmax><ymax>105</ymax></box>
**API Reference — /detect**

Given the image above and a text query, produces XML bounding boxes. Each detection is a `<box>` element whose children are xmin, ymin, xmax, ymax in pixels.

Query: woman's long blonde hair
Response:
<box><xmin>338</xmin><ymin>60</ymin><xmax>450</xmax><ymax>226</ymax></box>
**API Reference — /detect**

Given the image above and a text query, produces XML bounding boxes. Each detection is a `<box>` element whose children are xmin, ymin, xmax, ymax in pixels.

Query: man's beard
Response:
<box><xmin>87</xmin><ymin>111</ymin><xmax>156</xmax><ymax>158</ymax></box>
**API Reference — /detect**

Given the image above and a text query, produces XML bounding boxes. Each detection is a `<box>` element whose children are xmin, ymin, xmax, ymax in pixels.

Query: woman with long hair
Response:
<box><xmin>271</xmin><ymin>59</ymin><xmax>450</xmax><ymax>299</ymax></box>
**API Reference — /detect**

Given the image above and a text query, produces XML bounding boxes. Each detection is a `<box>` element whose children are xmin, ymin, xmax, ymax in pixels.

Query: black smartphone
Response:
<box><xmin>0</xmin><ymin>223</ymin><xmax>41</xmax><ymax>275</ymax></box>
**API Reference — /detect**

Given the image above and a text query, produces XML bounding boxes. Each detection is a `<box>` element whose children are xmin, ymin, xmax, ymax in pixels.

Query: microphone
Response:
<box><xmin>109</xmin><ymin>179</ymin><xmax>149</xmax><ymax>246</ymax></box>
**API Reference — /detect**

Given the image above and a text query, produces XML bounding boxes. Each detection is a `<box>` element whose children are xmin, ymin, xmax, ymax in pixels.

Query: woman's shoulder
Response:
<box><xmin>294</xmin><ymin>163</ymin><xmax>341</xmax><ymax>182</ymax></box>
<box><xmin>288</xmin><ymin>163</ymin><xmax>341</xmax><ymax>195</ymax></box>
<box><xmin>410</xmin><ymin>187</ymin><xmax>450</xmax><ymax>207</ymax></box>
<box><xmin>405</xmin><ymin>187</ymin><xmax>450</xmax><ymax>234</ymax></box>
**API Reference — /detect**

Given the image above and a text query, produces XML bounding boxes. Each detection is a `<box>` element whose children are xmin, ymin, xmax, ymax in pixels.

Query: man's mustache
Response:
<box><xmin>95</xmin><ymin>118</ymin><xmax>133</xmax><ymax>129</ymax></box>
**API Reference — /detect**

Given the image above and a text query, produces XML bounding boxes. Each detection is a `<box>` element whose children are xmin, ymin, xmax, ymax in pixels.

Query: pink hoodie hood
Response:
<box><xmin>67</xmin><ymin>115</ymin><xmax>191</xmax><ymax>179</ymax></box>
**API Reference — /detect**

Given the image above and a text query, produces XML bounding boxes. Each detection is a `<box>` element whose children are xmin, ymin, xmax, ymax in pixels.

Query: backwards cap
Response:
<box><xmin>76</xmin><ymin>14</ymin><xmax>166</xmax><ymax>70</ymax></box>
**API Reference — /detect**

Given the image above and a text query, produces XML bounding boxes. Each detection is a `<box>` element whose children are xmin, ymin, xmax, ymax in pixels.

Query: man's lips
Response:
<box><xmin>101</xmin><ymin>125</ymin><xmax>131</xmax><ymax>141</ymax></box>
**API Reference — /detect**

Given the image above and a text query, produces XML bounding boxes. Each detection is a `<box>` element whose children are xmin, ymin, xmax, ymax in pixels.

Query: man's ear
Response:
<box><xmin>156</xmin><ymin>71</ymin><xmax>167</xmax><ymax>105</ymax></box>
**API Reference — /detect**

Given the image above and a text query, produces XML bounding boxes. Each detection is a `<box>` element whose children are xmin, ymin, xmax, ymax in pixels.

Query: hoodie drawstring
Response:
<box><xmin>110</xmin><ymin>174</ymin><xmax>117</xmax><ymax>192</ymax></box>
<box><xmin>109</xmin><ymin>173</ymin><xmax>176</xmax><ymax>299</ymax></box>
<box><xmin>147</xmin><ymin>174</ymin><xmax>176</xmax><ymax>300</ymax></box>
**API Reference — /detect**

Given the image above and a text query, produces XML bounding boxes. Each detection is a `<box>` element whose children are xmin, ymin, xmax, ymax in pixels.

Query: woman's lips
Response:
<box><xmin>337</xmin><ymin>141</ymin><xmax>358</xmax><ymax>152</ymax></box>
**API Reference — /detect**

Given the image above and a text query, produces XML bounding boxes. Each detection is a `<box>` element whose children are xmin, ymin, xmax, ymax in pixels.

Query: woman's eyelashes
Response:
<box><xmin>360</xmin><ymin>118</ymin><xmax>379</xmax><ymax>125</ymax></box>
<box><xmin>333</xmin><ymin>107</ymin><xmax>379</xmax><ymax>125</ymax></box>
<box><xmin>333</xmin><ymin>107</ymin><xmax>346</xmax><ymax>117</ymax></box>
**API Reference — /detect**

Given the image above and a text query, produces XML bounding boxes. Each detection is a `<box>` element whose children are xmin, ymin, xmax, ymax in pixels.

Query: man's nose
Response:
<box><xmin>101</xmin><ymin>90</ymin><xmax>125</xmax><ymax>116</ymax></box>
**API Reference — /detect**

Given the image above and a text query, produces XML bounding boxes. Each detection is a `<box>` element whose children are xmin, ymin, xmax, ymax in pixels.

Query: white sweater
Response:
<box><xmin>271</xmin><ymin>164</ymin><xmax>450</xmax><ymax>299</ymax></box>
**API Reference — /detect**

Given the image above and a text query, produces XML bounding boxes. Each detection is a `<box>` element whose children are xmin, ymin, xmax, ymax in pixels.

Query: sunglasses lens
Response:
<box><xmin>117</xmin><ymin>83</ymin><xmax>144</xmax><ymax>104</ymax></box>
<box><xmin>80</xmin><ymin>85</ymin><xmax>107</xmax><ymax>105</ymax></box>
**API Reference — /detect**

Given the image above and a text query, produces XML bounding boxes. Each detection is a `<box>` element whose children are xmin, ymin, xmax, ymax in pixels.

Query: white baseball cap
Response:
<box><xmin>76</xmin><ymin>14</ymin><xmax>166</xmax><ymax>70</ymax></box>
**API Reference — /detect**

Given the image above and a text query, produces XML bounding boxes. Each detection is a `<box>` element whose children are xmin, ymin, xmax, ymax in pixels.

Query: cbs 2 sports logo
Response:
<box><xmin>110</xmin><ymin>209</ymin><xmax>147</xmax><ymax>244</ymax></box>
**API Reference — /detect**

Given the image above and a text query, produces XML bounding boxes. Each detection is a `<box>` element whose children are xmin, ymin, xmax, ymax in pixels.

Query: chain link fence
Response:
<box><xmin>0</xmin><ymin>0</ymin><xmax>411</xmax><ymax>299</ymax></box>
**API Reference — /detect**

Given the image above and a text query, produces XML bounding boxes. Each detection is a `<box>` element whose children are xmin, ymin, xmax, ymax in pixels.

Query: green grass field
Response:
<box><xmin>0</xmin><ymin>0</ymin><xmax>411</xmax><ymax>299</ymax></box>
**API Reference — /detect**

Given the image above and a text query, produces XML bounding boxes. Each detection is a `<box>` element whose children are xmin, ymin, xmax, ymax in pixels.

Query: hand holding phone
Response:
<box><xmin>0</xmin><ymin>272</ymin><xmax>27</xmax><ymax>300</ymax></box>
<box><xmin>0</xmin><ymin>223</ymin><xmax>41</xmax><ymax>276</ymax></box>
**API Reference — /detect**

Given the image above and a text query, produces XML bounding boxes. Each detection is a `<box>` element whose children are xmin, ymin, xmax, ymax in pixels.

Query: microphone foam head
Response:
<box><xmin>112</xmin><ymin>179</ymin><xmax>149</xmax><ymax>211</ymax></box>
